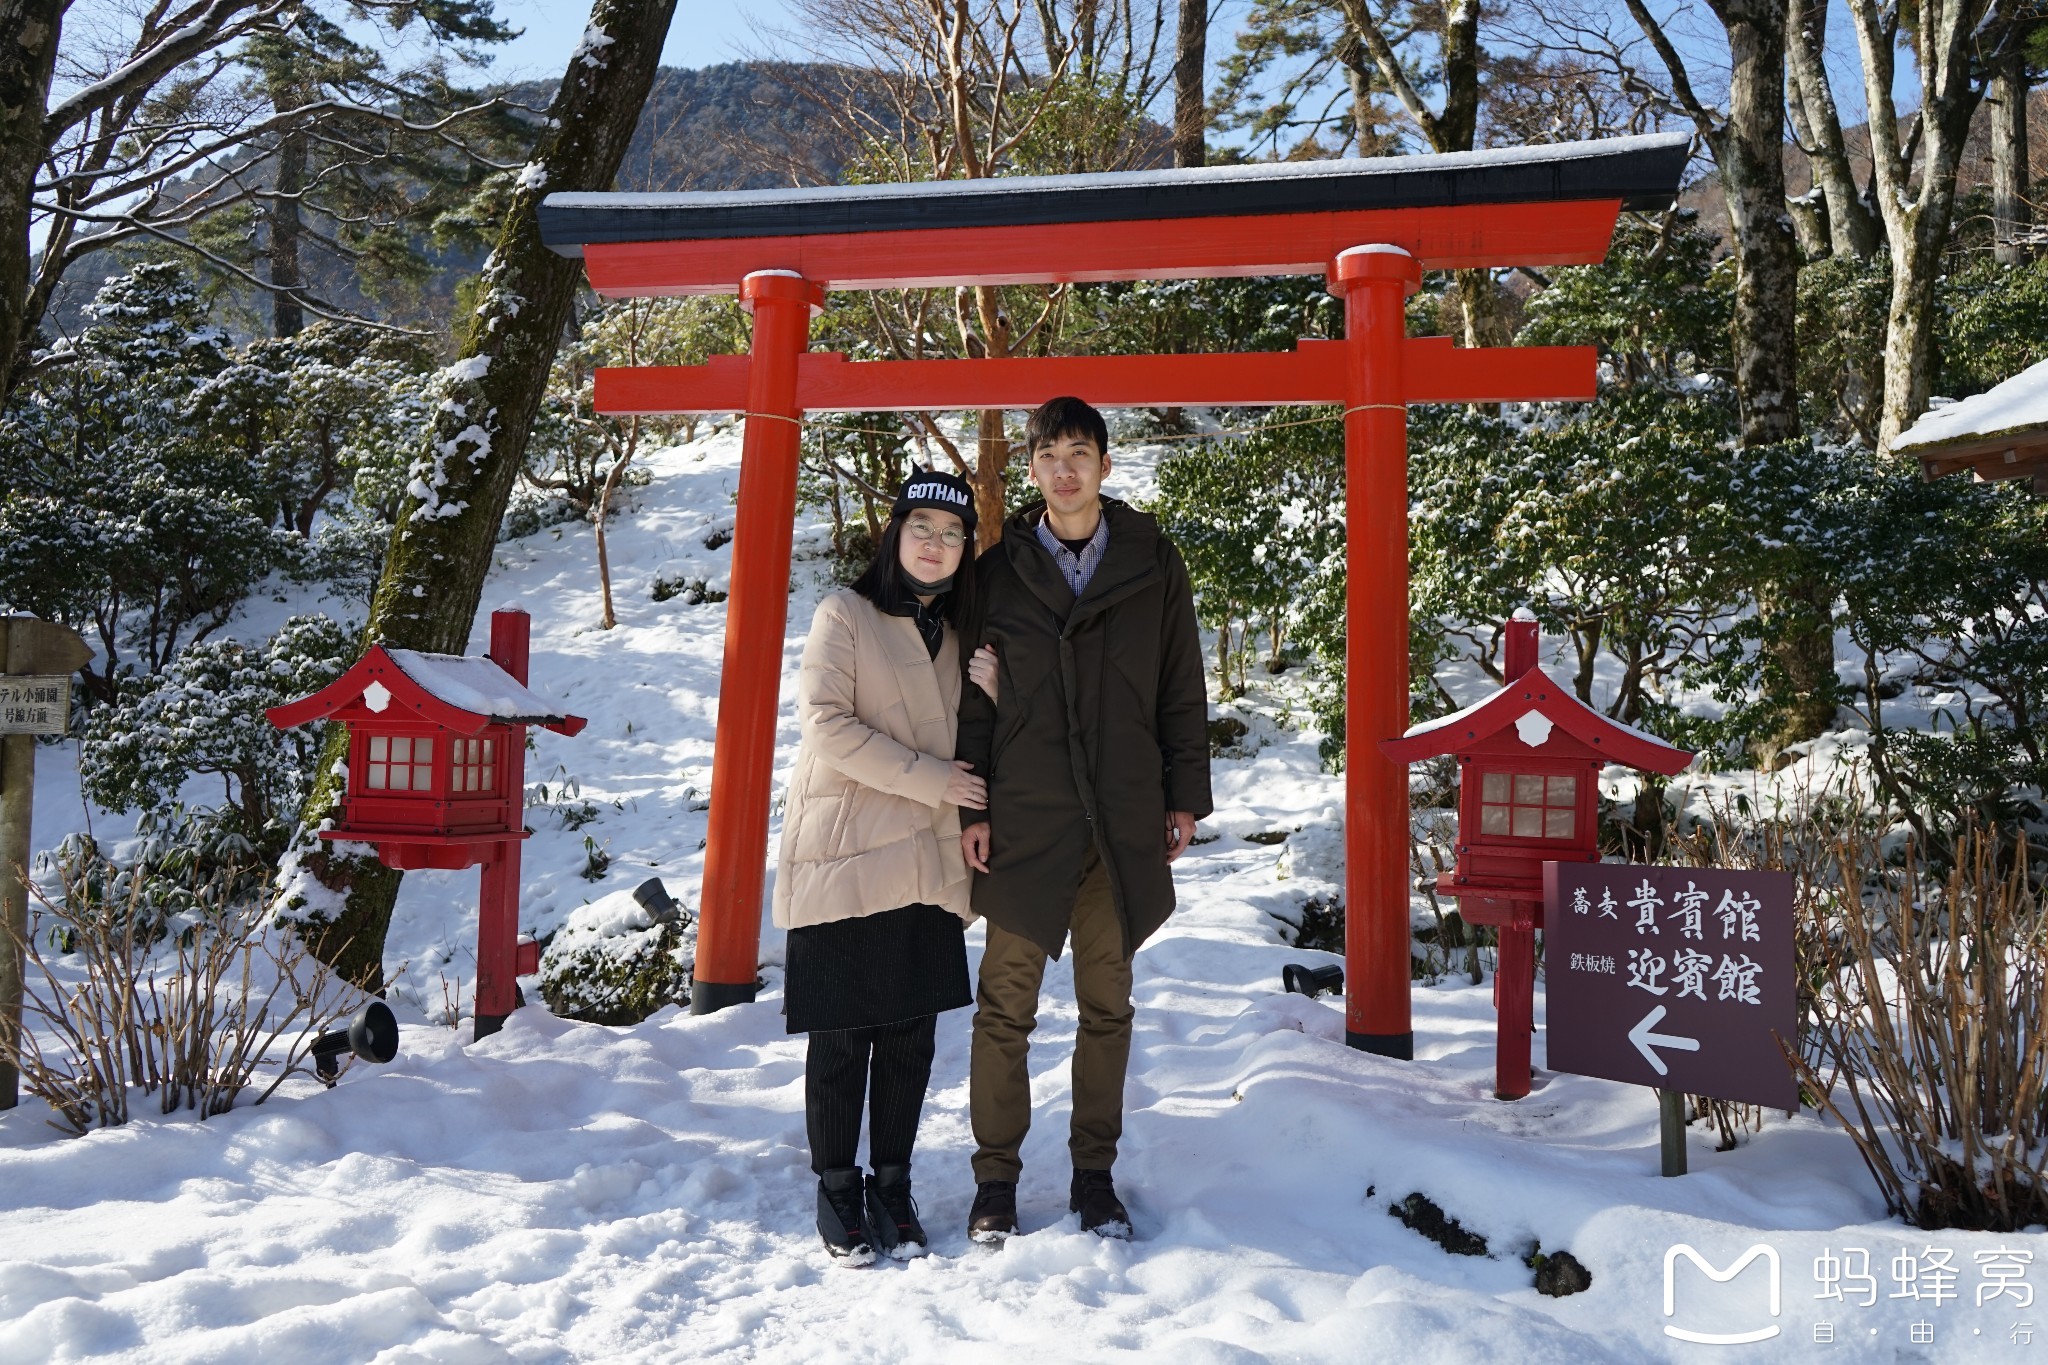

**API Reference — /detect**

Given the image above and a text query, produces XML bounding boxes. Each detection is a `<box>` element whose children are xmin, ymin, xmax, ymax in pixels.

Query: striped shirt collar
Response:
<box><xmin>1034</xmin><ymin>505</ymin><xmax>1109</xmax><ymax>597</ymax></box>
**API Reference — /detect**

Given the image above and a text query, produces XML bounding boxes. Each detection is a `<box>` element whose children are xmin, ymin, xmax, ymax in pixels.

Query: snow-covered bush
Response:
<box><xmin>1816</xmin><ymin>454</ymin><xmax>2048</xmax><ymax>845</ymax></box>
<box><xmin>0</xmin><ymin>266</ymin><xmax>431</xmax><ymax>693</ymax></box>
<box><xmin>1153</xmin><ymin>412</ymin><xmax>1343</xmax><ymax>695</ymax></box>
<box><xmin>81</xmin><ymin>614</ymin><xmax>354</xmax><ymax>863</ymax></box>
<box><xmin>537</xmin><ymin>888</ymin><xmax>694</xmax><ymax>1025</ymax></box>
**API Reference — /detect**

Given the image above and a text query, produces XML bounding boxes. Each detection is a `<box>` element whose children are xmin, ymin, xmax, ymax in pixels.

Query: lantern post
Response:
<box><xmin>1332</xmin><ymin>245</ymin><xmax>1422</xmax><ymax>1059</ymax></box>
<box><xmin>692</xmin><ymin>269</ymin><xmax>825</xmax><ymax>1013</ymax></box>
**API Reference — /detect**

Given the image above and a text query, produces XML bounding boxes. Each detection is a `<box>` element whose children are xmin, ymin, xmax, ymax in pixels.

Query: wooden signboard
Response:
<box><xmin>1544</xmin><ymin>861</ymin><xmax>1797</xmax><ymax>1110</ymax></box>
<box><xmin>0</xmin><ymin>675</ymin><xmax>71</xmax><ymax>735</ymax></box>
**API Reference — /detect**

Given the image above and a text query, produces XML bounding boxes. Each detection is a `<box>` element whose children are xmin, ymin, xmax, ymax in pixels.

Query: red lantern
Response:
<box><xmin>1381</xmin><ymin>613</ymin><xmax>1692</xmax><ymax>1099</ymax></box>
<box><xmin>268</xmin><ymin>608</ymin><xmax>585</xmax><ymax>1038</ymax></box>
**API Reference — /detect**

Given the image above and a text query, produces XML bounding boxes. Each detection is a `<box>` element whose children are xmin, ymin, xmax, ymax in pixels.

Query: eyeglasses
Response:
<box><xmin>906</xmin><ymin>518</ymin><xmax>967</xmax><ymax>548</ymax></box>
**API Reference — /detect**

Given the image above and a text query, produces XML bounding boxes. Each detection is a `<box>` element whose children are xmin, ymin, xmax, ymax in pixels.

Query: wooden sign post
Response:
<box><xmin>0</xmin><ymin>615</ymin><xmax>91</xmax><ymax>1110</ymax></box>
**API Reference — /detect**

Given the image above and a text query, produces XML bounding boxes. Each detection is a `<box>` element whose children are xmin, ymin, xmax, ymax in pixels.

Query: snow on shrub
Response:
<box><xmin>537</xmin><ymin>887</ymin><xmax>694</xmax><ymax>1025</ymax></box>
<box><xmin>81</xmin><ymin>614</ymin><xmax>354</xmax><ymax>859</ymax></box>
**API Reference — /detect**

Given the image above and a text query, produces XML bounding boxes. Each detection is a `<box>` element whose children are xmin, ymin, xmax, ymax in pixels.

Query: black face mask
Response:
<box><xmin>900</xmin><ymin>564</ymin><xmax>954</xmax><ymax>596</ymax></box>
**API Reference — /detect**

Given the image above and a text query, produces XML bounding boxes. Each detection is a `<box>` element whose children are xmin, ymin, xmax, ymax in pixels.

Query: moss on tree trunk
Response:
<box><xmin>270</xmin><ymin>0</ymin><xmax>679</xmax><ymax>989</ymax></box>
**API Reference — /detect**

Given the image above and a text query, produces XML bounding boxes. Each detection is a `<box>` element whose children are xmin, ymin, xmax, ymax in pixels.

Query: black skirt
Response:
<box><xmin>784</xmin><ymin>902</ymin><xmax>972</xmax><ymax>1034</ymax></box>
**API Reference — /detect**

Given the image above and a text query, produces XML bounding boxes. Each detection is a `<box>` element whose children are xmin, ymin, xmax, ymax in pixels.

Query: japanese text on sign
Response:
<box><xmin>0</xmin><ymin>674</ymin><xmax>69</xmax><ymax>735</ymax></box>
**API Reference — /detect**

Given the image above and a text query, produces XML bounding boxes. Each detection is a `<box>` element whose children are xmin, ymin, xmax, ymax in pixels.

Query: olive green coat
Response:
<box><xmin>955</xmin><ymin>499</ymin><xmax>1212</xmax><ymax>959</ymax></box>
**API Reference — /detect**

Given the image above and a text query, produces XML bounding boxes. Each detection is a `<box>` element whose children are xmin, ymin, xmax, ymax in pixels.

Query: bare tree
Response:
<box><xmin>1784</xmin><ymin>0</ymin><xmax>1880</xmax><ymax>261</ymax></box>
<box><xmin>775</xmin><ymin>0</ymin><xmax>1174</xmax><ymax>539</ymax></box>
<box><xmin>1334</xmin><ymin>0</ymin><xmax>1508</xmax><ymax>344</ymax></box>
<box><xmin>1841</xmin><ymin>0</ymin><xmax>2027</xmax><ymax>445</ymax></box>
<box><xmin>8</xmin><ymin>1</ymin><xmax>514</xmax><ymax>395</ymax></box>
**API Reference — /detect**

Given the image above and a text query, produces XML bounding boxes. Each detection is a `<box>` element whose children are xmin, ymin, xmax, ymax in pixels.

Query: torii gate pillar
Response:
<box><xmin>1332</xmin><ymin>245</ymin><xmax>1422</xmax><ymax>1058</ymax></box>
<box><xmin>692</xmin><ymin>269</ymin><xmax>823</xmax><ymax>1013</ymax></box>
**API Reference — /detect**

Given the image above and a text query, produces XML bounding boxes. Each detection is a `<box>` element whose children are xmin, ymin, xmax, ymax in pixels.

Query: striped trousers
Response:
<box><xmin>804</xmin><ymin>1014</ymin><xmax>939</xmax><ymax>1174</ymax></box>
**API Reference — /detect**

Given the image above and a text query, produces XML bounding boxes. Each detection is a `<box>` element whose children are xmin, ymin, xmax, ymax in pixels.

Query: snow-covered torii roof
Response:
<box><xmin>267</xmin><ymin>645</ymin><xmax>587</xmax><ymax>737</ymax></box>
<box><xmin>533</xmin><ymin>134</ymin><xmax>1691</xmax><ymax>295</ymax></box>
<box><xmin>538</xmin><ymin>134</ymin><xmax>1690</xmax><ymax>255</ymax></box>
<box><xmin>1895</xmin><ymin>357</ymin><xmax>2048</xmax><ymax>492</ymax></box>
<box><xmin>1379</xmin><ymin>666</ymin><xmax>1693</xmax><ymax>774</ymax></box>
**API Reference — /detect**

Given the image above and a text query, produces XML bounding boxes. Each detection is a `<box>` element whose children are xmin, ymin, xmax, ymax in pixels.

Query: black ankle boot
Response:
<box><xmin>968</xmin><ymin>1178</ymin><xmax>1019</xmax><ymax>1242</ymax></box>
<box><xmin>817</xmin><ymin>1166</ymin><xmax>875</xmax><ymax>1263</ymax></box>
<box><xmin>1070</xmin><ymin>1167</ymin><xmax>1132</xmax><ymax>1239</ymax></box>
<box><xmin>865</xmin><ymin>1163</ymin><xmax>928</xmax><ymax>1257</ymax></box>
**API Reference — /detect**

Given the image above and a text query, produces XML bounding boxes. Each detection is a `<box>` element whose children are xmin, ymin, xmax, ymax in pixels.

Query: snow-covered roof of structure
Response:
<box><xmin>265</xmin><ymin>645</ymin><xmax>586</xmax><ymax>736</ymax></box>
<box><xmin>1381</xmin><ymin>665</ymin><xmax>1693</xmax><ymax>775</ymax></box>
<box><xmin>385</xmin><ymin>649</ymin><xmax>573</xmax><ymax>724</ymax></box>
<box><xmin>1895</xmin><ymin>358</ymin><xmax>2048</xmax><ymax>453</ymax></box>
<box><xmin>1895</xmin><ymin>359</ymin><xmax>2048</xmax><ymax>493</ymax></box>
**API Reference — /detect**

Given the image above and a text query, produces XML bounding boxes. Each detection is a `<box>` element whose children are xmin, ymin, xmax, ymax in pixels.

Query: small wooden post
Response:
<box><xmin>0</xmin><ymin>618</ymin><xmax>26</xmax><ymax>1110</ymax></box>
<box><xmin>1659</xmin><ymin>1088</ymin><xmax>1687</xmax><ymax>1176</ymax></box>
<box><xmin>0</xmin><ymin>615</ymin><xmax>90</xmax><ymax>1108</ymax></box>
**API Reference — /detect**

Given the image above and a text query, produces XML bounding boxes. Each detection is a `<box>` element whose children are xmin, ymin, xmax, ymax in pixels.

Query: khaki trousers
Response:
<box><xmin>969</xmin><ymin>849</ymin><xmax>1134</xmax><ymax>1182</ymax></box>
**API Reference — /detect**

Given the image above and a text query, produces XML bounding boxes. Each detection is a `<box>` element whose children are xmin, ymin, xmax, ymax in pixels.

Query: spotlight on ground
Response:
<box><xmin>634</xmin><ymin>876</ymin><xmax>684</xmax><ymax>923</ymax></box>
<box><xmin>1281</xmin><ymin>963</ymin><xmax>1343</xmax><ymax>999</ymax></box>
<box><xmin>311</xmin><ymin>1001</ymin><xmax>400</xmax><ymax>1087</ymax></box>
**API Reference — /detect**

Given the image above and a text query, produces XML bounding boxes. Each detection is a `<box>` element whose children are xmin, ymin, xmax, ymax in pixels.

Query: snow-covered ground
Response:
<box><xmin>0</xmin><ymin>431</ymin><xmax>2036</xmax><ymax>1363</ymax></box>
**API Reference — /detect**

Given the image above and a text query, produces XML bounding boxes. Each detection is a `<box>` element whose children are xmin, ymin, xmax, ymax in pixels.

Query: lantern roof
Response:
<box><xmin>1379</xmin><ymin>665</ymin><xmax>1692</xmax><ymax>774</ymax></box>
<box><xmin>266</xmin><ymin>645</ymin><xmax>587</xmax><ymax>737</ymax></box>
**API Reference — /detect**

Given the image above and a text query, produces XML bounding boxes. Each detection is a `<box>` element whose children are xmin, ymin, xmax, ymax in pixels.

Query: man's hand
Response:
<box><xmin>968</xmin><ymin>644</ymin><xmax>998</xmax><ymax>702</ymax></box>
<box><xmin>944</xmin><ymin>759</ymin><xmax>987</xmax><ymax>809</ymax></box>
<box><xmin>1165</xmin><ymin>811</ymin><xmax>1197</xmax><ymax>864</ymax></box>
<box><xmin>962</xmin><ymin>821</ymin><xmax>991</xmax><ymax>873</ymax></box>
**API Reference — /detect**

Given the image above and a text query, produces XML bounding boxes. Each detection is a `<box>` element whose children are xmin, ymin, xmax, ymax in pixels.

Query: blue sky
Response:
<box><xmin>462</xmin><ymin>0</ymin><xmax>1884</xmax><ymax>144</ymax></box>
<box><xmin>481</xmin><ymin>0</ymin><xmax>797</xmax><ymax>84</ymax></box>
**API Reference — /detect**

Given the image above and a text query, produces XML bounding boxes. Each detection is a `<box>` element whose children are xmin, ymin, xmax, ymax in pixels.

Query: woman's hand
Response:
<box><xmin>968</xmin><ymin>644</ymin><xmax>998</xmax><ymax>703</ymax></box>
<box><xmin>944</xmin><ymin>759</ymin><xmax>987</xmax><ymax>810</ymax></box>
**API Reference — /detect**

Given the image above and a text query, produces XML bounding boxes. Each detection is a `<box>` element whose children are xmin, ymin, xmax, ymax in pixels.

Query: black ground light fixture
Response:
<box><xmin>634</xmin><ymin>876</ymin><xmax>684</xmax><ymax>923</ymax></box>
<box><xmin>1282</xmin><ymin>963</ymin><xmax>1344</xmax><ymax>999</ymax></box>
<box><xmin>311</xmin><ymin>1001</ymin><xmax>400</xmax><ymax>1087</ymax></box>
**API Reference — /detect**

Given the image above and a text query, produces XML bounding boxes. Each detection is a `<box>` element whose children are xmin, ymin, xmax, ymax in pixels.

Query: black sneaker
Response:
<box><xmin>865</xmin><ymin>1163</ymin><xmax>928</xmax><ymax>1258</ymax></box>
<box><xmin>1070</xmin><ymin>1168</ymin><xmax>1131</xmax><ymax>1239</ymax></box>
<box><xmin>968</xmin><ymin>1178</ymin><xmax>1019</xmax><ymax>1243</ymax></box>
<box><xmin>817</xmin><ymin>1167</ymin><xmax>875</xmax><ymax>1264</ymax></box>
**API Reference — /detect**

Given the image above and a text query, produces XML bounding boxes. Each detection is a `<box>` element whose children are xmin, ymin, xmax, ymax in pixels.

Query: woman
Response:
<box><xmin>773</xmin><ymin>469</ymin><xmax>987</xmax><ymax>1264</ymax></box>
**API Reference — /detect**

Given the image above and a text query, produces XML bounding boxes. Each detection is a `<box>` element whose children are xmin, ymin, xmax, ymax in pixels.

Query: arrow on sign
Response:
<box><xmin>1628</xmin><ymin>1005</ymin><xmax>1701</xmax><ymax>1076</ymax></box>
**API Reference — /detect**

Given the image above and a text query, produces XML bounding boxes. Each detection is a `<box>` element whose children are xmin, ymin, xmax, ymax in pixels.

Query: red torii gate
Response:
<box><xmin>539</xmin><ymin>133</ymin><xmax>1688</xmax><ymax>1057</ymax></box>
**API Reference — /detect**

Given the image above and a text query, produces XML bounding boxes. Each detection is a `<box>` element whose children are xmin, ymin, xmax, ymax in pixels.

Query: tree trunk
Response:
<box><xmin>1786</xmin><ymin>0</ymin><xmax>1880</xmax><ymax>261</ymax></box>
<box><xmin>1172</xmin><ymin>0</ymin><xmax>1206</xmax><ymax>168</ymax></box>
<box><xmin>1843</xmin><ymin>0</ymin><xmax>2004</xmax><ymax>448</ymax></box>
<box><xmin>1879</xmin><ymin>218</ymin><xmax>1947</xmax><ymax>446</ymax></box>
<box><xmin>1712</xmin><ymin>0</ymin><xmax>1801</xmax><ymax>447</ymax></box>
<box><xmin>269</xmin><ymin>119</ymin><xmax>307</xmax><ymax>337</ymax></box>
<box><xmin>271</xmin><ymin>0</ymin><xmax>680</xmax><ymax>989</ymax></box>
<box><xmin>1712</xmin><ymin>0</ymin><xmax>1837</xmax><ymax>752</ymax></box>
<box><xmin>1991</xmin><ymin>46</ymin><xmax>2032</xmax><ymax>265</ymax></box>
<box><xmin>974</xmin><ymin>407</ymin><xmax>1009</xmax><ymax>544</ymax></box>
<box><xmin>0</xmin><ymin>2</ymin><xmax>63</xmax><ymax>394</ymax></box>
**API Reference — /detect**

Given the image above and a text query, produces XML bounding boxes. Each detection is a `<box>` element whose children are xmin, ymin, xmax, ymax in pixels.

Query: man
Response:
<box><xmin>955</xmin><ymin>395</ymin><xmax>1211</xmax><ymax>1241</ymax></box>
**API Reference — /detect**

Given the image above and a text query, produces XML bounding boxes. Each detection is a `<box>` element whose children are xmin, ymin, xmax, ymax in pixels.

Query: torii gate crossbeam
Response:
<box><xmin>540</xmin><ymin>134</ymin><xmax>1689</xmax><ymax>1059</ymax></box>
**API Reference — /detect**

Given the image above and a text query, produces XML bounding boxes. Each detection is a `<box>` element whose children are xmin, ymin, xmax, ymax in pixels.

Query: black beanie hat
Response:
<box><xmin>892</xmin><ymin>469</ymin><xmax>977</xmax><ymax>531</ymax></box>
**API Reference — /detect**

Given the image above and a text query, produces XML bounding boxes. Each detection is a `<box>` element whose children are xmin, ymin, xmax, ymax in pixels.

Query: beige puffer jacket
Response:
<box><xmin>772</xmin><ymin>589</ymin><xmax>973</xmax><ymax>929</ymax></box>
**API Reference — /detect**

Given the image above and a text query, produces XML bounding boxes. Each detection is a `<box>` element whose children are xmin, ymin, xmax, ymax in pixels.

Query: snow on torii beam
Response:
<box><xmin>539</xmin><ymin>132</ymin><xmax>1690</xmax><ymax>1052</ymax></box>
